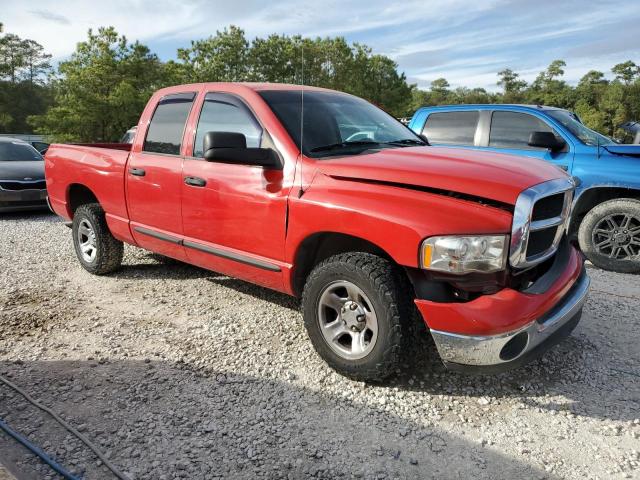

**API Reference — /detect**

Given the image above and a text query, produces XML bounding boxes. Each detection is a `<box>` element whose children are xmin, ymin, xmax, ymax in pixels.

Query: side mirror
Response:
<box><xmin>528</xmin><ymin>131</ymin><xmax>566</xmax><ymax>152</ymax></box>
<box><xmin>203</xmin><ymin>131</ymin><xmax>281</xmax><ymax>169</ymax></box>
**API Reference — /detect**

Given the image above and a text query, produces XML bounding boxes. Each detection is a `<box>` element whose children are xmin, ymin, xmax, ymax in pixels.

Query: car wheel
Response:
<box><xmin>578</xmin><ymin>198</ymin><xmax>640</xmax><ymax>273</ymax></box>
<box><xmin>72</xmin><ymin>203</ymin><xmax>123</xmax><ymax>275</ymax></box>
<box><xmin>302</xmin><ymin>252</ymin><xmax>412</xmax><ymax>381</ymax></box>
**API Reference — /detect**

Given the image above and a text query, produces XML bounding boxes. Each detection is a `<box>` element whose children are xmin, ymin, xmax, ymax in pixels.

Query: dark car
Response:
<box><xmin>0</xmin><ymin>137</ymin><xmax>48</xmax><ymax>212</ymax></box>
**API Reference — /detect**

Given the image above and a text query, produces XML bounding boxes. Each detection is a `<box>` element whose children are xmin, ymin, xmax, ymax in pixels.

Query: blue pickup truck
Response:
<box><xmin>409</xmin><ymin>105</ymin><xmax>640</xmax><ymax>273</ymax></box>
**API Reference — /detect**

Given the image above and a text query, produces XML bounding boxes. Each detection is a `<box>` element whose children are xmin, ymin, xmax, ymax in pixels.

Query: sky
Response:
<box><xmin>2</xmin><ymin>0</ymin><xmax>639</xmax><ymax>91</ymax></box>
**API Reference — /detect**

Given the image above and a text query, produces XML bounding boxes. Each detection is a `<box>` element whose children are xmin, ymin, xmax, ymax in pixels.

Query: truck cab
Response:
<box><xmin>409</xmin><ymin>105</ymin><xmax>640</xmax><ymax>273</ymax></box>
<box><xmin>45</xmin><ymin>84</ymin><xmax>589</xmax><ymax>381</ymax></box>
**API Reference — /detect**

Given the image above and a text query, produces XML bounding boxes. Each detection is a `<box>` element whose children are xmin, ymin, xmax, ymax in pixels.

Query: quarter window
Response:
<box><xmin>422</xmin><ymin>111</ymin><xmax>479</xmax><ymax>146</ymax></box>
<box><xmin>143</xmin><ymin>93</ymin><xmax>195</xmax><ymax>155</ymax></box>
<box><xmin>193</xmin><ymin>94</ymin><xmax>262</xmax><ymax>158</ymax></box>
<box><xmin>489</xmin><ymin>111</ymin><xmax>558</xmax><ymax>149</ymax></box>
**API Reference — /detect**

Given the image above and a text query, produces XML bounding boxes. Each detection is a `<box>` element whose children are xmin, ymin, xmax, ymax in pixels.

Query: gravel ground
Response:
<box><xmin>0</xmin><ymin>211</ymin><xmax>638</xmax><ymax>480</ymax></box>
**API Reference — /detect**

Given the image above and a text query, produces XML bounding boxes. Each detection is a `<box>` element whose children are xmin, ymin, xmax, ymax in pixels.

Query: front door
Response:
<box><xmin>127</xmin><ymin>92</ymin><xmax>195</xmax><ymax>260</ymax></box>
<box><xmin>181</xmin><ymin>92</ymin><xmax>287</xmax><ymax>290</ymax></box>
<box><xmin>485</xmin><ymin>110</ymin><xmax>573</xmax><ymax>172</ymax></box>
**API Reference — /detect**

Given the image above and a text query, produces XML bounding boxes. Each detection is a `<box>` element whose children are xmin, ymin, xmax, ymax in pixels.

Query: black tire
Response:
<box><xmin>72</xmin><ymin>203</ymin><xmax>123</xmax><ymax>275</ymax></box>
<box><xmin>301</xmin><ymin>252</ymin><xmax>412</xmax><ymax>381</ymax></box>
<box><xmin>578</xmin><ymin>198</ymin><xmax>640</xmax><ymax>273</ymax></box>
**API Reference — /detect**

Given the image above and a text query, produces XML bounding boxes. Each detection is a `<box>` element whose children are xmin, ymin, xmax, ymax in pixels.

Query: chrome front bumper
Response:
<box><xmin>430</xmin><ymin>270</ymin><xmax>590</xmax><ymax>372</ymax></box>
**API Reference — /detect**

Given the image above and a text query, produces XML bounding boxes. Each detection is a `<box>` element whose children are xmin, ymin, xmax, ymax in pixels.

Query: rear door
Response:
<box><xmin>485</xmin><ymin>110</ymin><xmax>573</xmax><ymax>172</ymax></box>
<box><xmin>126</xmin><ymin>92</ymin><xmax>195</xmax><ymax>259</ymax></box>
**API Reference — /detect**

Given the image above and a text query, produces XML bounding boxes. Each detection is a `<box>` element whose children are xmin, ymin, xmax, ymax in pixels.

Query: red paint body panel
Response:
<box><xmin>315</xmin><ymin>146</ymin><xmax>565</xmax><ymax>205</ymax></box>
<box><xmin>416</xmin><ymin>245</ymin><xmax>584</xmax><ymax>336</ymax></box>
<box><xmin>284</xmin><ymin>172</ymin><xmax>514</xmax><ymax>271</ymax></box>
<box><xmin>44</xmin><ymin>82</ymin><xmax>580</xmax><ymax>339</ymax></box>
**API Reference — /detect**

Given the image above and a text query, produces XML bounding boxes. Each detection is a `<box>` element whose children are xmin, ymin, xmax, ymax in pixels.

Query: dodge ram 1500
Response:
<box><xmin>45</xmin><ymin>83</ymin><xmax>590</xmax><ymax>380</ymax></box>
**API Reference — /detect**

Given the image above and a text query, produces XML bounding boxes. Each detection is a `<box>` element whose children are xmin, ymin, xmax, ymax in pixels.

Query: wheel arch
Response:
<box><xmin>67</xmin><ymin>183</ymin><xmax>99</xmax><ymax>217</ymax></box>
<box><xmin>570</xmin><ymin>186</ymin><xmax>640</xmax><ymax>237</ymax></box>
<box><xmin>291</xmin><ymin>232</ymin><xmax>393</xmax><ymax>297</ymax></box>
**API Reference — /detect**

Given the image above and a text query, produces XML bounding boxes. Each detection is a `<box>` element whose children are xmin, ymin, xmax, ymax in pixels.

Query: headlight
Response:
<box><xmin>420</xmin><ymin>235</ymin><xmax>508</xmax><ymax>274</ymax></box>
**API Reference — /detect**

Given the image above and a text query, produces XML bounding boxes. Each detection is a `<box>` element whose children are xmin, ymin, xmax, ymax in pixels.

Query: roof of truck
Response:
<box><xmin>154</xmin><ymin>82</ymin><xmax>339</xmax><ymax>97</ymax></box>
<box><xmin>416</xmin><ymin>104</ymin><xmax>566</xmax><ymax>112</ymax></box>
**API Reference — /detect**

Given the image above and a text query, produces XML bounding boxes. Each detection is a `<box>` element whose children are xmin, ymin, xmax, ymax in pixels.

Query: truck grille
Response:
<box><xmin>0</xmin><ymin>180</ymin><xmax>46</xmax><ymax>191</ymax></box>
<box><xmin>510</xmin><ymin>178</ymin><xmax>574</xmax><ymax>269</ymax></box>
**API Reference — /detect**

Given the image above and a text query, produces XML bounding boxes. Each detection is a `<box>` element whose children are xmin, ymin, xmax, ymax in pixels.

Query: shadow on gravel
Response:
<box><xmin>95</xmin><ymin>258</ymin><xmax>638</xmax><ymax>424</ymax></box>
<box><xmin>0</xmin><ymin>360</ymin><xmax>558</xmax><ymax>480</ymax></box>
<box><xmin>111</xmin><ymin>261</ymin><xmax>212</xmax><ymax>282</ymax></box>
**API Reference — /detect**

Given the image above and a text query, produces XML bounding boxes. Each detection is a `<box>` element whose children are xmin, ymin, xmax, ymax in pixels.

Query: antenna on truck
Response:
<box><xmin>298</xmin><ymin>43</ymin><xmax>305</xmax><ymax>198</ymax></box>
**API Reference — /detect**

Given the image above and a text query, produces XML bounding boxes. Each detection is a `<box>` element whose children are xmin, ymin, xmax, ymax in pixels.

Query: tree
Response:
<box><xmin>497</xmin><ymin>68</ymin><xmax>527</xmax><ymax>102</ymax></box>
<box><xmin>0</xmin><ymin>34</ymin><xmax>26</xmax><ymax>83</ymax></box>
<box><xmin>612</xmin><ymin>61</ymin><xmax>639</xmax><ymax>85</ymax></box>
<box><xmin>177</xmin><ymin>26</ymin><xmax>249</xmax><ymax>82</ymax></box>
<box><xmin>0</xmin><ymin>31</ymin><xmax>52</xmax><ymax>133</ymax></box>
<box><xmin>30</xmin><ymin>27</ymin><xmax>165</xmax><ymax>142</ymax></box>
<box><xmin>22</xmin><ymin>39</ymin><xmax>52</xmax><ymax>84</ymax></box>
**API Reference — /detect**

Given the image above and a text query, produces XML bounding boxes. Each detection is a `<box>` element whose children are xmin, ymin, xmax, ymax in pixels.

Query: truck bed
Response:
<box><xmin>44</xmin><ymin>143</ymin><xmax>131</xmax><ymax>229</ymax></box>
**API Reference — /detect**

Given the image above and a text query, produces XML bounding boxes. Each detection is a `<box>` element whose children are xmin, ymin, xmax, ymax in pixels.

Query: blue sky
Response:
<box><xmin>3</xmin><ymin>0</ymin><xmax>639</xmax><ymax>90</ymax></box>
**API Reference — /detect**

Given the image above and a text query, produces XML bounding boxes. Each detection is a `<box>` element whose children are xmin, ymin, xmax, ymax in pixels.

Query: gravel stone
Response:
<box><xmin>0</xmin><ymin>212</ymin><xmax>638</xmax><ymax>479</ymax></box>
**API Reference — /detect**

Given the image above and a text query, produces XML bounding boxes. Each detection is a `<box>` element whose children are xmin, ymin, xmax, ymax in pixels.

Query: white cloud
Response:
<box><xmin>2</xmin><ymin>0</ymin><xmax>639</xmax><ymax>90</ymax></box>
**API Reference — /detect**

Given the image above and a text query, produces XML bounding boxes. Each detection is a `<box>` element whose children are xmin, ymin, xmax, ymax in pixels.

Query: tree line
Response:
<box><xmin>0</xmin><ymin>26</ymin><xmax>638</xmax><ymax>142</ymax></box>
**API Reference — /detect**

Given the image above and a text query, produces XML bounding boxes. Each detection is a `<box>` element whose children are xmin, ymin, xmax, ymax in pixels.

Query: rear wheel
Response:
<box><xmin>301</xmin><ymin>252</ymin><xmax>411</xmax><ymax>381</ymax></box>
<box><xmin>72</xmin><ymin>203</ymin><xmax>123</xmax><ymax>275</ymax></box>
<box><xmin>578</xmin><ymin>198</ymin><xmax>640</xmax><ymax>273</ymax></box>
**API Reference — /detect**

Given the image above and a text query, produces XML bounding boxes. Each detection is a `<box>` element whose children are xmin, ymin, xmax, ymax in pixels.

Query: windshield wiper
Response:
<box><xmin>310</xmin><ymin>140</ymin><xmax>381</xmax><ymax>153</ymax></box>
<box><xmin>384</xmin><ymin>138</ymin><xmax>428</xmax><ymax>146</ymax></box>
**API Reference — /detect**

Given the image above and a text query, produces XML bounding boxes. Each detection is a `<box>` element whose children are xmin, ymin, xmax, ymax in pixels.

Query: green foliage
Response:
<box><xmin>175</xmin><ymin>27</ymin><xmax>412</xmax><ymax>116</ymax></box>
<box><xmin>0</xmin><ymin>32</ymin><xmax>53</xmax><ymax>133</ymax></box>
<box><xmin>29</xmin><ymin>27</ymin><xmax>166</xmax><ymax>142</ymax></box>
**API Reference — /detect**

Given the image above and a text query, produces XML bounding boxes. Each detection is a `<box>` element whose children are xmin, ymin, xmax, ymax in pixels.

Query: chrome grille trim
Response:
<box><xmin>510</xmin><ymin>178</ymin><xmax>574</xmax><ymax>269</ymax></box>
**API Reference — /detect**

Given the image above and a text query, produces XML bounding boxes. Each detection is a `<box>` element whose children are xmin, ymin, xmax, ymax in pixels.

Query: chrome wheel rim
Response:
<box><xmin>317</xmin><ymin>280</ymin><xmax>378</xmax><ymax>360</ymax></box>
<box><xmin>77</xmin><ymin>219</ymin><xmax>97</xmax><ymax>263</ymax></box>
<box><xmin>592</xmin><ymin>213</ymin><xmax>640</xmax><ymax>259</ymax></box>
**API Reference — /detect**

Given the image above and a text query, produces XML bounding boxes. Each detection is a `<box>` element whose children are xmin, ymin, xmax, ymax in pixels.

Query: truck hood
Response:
<box><xmin>0</xmin><ymin>161</ymin><xmax>45</xmax><ymax>181</ymax></box>
<box><xmin>316</xmin><ymin>147</ymin><xmax>567</xmax><ymax>205</ymax></box>
<box><xmin>603</xmin><ymin>145</ymin><xmax>640</xmax><ymax>157</ymax></box>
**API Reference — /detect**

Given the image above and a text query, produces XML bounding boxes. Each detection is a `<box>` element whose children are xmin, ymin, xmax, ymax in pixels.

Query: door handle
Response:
<box><xmin>184</xmin><ymin>176</ymin><xmax>206</xmax><ymax>187</ymax></box>
<box><xmin>129</xmin><ymin>168</ymin><xmax>146</xmax><ymax>177</ymax></box>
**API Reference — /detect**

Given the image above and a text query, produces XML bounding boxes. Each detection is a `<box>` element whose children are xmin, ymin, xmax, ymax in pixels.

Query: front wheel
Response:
<box><xmin>578</xmin><ymin>198</ymin><xmax>640</xmax><ymax>273</ymax></box>
<box><xmin>301</xmin><ymin>252</ymin><xmax>411</xmax><ymax>381</ymax></box>
<box><xmin>72</xmin><ymin>203</ymin><xmax>123</xmax><ymax>275</ymax></box>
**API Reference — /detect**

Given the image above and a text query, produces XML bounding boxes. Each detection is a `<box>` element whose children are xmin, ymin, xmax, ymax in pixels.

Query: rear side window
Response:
<box><xmin>422</xmin><ymin>111</ymin><xmax>479</xmax><ymax>146</ymax></box>
<box><xmin>143</xmin><ymin>93</ymin><xmax>195</xmax><ymax>155</ymax></box>
<box><xmin>489</xmin><ymin>111</ymin><xmax>556</xmax><ymax>149</ymax></box>
<box><xmin>193</xmin><ymin>94</ymin><xmax>262</xmax><ymax>157</ymax></box>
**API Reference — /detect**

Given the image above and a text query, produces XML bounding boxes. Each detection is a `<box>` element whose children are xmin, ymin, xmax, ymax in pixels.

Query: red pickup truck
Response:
<box><xmin>45</xmin><ymin>83</ymin><xmax>589</xmax><ymax>380</ymax></box>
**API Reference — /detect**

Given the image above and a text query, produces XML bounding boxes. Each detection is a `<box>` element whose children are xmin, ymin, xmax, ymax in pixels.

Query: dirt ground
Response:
<box><xmin>0</xmin><ymin>212</ymin><xmax>638</xmax><ymax>479</ymax></box>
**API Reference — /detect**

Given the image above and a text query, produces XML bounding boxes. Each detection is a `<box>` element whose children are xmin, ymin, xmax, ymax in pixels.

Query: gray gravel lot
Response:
<box><xmin>0</xmin><ymin>212</ymin><xmax>639</xmax><ymax>479</ymax></box>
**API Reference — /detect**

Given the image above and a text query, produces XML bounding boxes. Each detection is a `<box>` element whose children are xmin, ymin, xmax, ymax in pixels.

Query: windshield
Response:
<box><xmin>547</xmin><ymin>110</ymin><xmax>615</xmax><ymax>146</ymax></box>
<box><xmin>0</xmin><ymin>141</ymin><xmax>43</xmax><ymax>161</ymax></box>
<box><xmin>259</xmin><ymin>90</ymin><xmax>425</xmax><ymax>157</ymax></box>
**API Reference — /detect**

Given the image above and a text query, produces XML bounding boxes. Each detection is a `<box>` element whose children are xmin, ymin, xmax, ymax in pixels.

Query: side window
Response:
<box><xmin>193</xmin><ymin>94</ymin><xmax>262</xmax><ymax>158</ymax></box>
<box><xmin>489</xmin><ymin>111</ymin><xmax>557</xmax><ymax>149</ymax></box>
<box><xmin>143</xmin><ymin>93</ymin><xmax>195</xmax><ymax>155</ymax></box>
<box><xmin>422</xmin><ymin>111</ymin><xmax>479</xmax><ymax>146</ymax></box>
